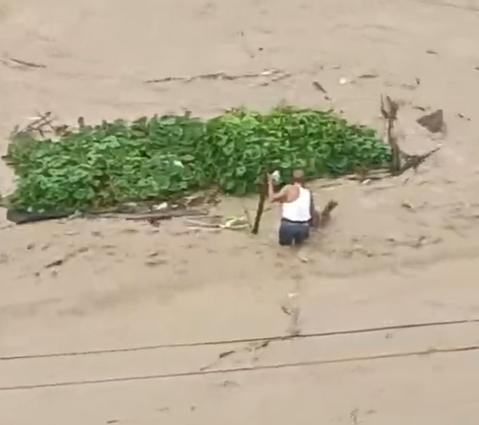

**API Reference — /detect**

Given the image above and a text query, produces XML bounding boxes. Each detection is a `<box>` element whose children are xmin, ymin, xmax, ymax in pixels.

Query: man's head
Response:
<box><xmin>292</xmin><ymin>169</ymin><xmax>305</xmax><ymax>185</ymax></box>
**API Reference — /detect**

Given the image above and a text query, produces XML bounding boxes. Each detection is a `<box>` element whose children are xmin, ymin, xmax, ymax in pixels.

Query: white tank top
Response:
<box><xmin>282</xmin><ymin>186</ymin><xmax>311</xmax><ymax>222</ymax></box>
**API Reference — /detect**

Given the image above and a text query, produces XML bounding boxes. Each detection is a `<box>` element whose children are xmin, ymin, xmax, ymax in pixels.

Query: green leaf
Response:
<box><xmin>236</xmin><ymin>165</ymin><xmax>246</xmax><ymax>177</ymax></box>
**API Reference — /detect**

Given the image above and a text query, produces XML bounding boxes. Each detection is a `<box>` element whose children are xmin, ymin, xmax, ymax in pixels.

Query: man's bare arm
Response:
<box><xmin>268</xmin><ymin>176</ymin><xmax>289</xmax><ymax>203</ymax></box>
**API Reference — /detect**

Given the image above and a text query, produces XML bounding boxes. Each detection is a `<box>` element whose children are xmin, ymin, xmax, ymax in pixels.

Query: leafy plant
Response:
<box><xmin>5</xmin><ymin>106</ymin><xmax>390</xmax><ymax>212</ymax></box>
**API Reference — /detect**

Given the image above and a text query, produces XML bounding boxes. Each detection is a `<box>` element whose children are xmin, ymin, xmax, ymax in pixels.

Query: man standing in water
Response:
<box><xmin>267</xmin><ymin>169</ymin><xmax>318</xmax><ymax>246</ymax></box>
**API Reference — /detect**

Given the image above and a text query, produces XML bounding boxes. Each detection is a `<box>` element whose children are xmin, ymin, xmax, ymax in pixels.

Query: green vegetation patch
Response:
<box><xmin>4</xmin><ymin>106</ymin><xmax>390</xmax><ymax>213</ymax></box>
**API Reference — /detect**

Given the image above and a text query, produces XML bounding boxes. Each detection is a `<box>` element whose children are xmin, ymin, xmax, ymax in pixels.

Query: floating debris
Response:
<box><xmin>417</xmin><ymin>109</ymin><xmax>445</xmax><ymax>133</ymax></box>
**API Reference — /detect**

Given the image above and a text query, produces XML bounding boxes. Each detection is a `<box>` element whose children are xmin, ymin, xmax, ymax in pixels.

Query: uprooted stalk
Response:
<box><xmin>380</xmin><ymin>95</ymin><xmax>440</xmax><ymax>176</ymax></box>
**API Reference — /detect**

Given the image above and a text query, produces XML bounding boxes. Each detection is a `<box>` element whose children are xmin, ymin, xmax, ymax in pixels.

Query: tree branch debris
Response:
<box><xmin>1</xmin><ymin>56</ymin><xmax>46</xmax><ymax>69</ymax></box>
<box><xmin>380</xmin><ymin>95</ymin><xmax>441</xmax><ymax>177</ymax></box>
<box><xmin>144</xmin><ymin>69</ymin><xmax>289</xmax><ymax>85</ymax></box>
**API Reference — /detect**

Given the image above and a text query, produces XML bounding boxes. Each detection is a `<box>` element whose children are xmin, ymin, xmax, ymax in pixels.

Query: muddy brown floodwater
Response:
<box><xmin>1</xmin><ymin>0</ymin><xmax>479</xmax><ymax>424</ymax></box>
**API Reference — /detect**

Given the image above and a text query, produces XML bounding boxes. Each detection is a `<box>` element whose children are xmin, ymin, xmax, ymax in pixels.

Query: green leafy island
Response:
<box><xmin>4</xmin><ymin>106</ymin><xmax>391</xmax><ymax>213</ymax></box>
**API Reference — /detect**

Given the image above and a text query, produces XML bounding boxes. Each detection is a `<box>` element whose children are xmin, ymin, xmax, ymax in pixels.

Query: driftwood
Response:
<box><xmin>6</xmin><ymin>206</ymin><xmax>208</xmax><ymax>225</ymax></box>
<box><xmin>102</xmin><ymin>209</ymin><xmax>209</xmax><ymax>228</ymax></box>
<box><xmin>417</xmin><ymin>109</ymin><xmax>445</xmax><ymax>133</ymax></box>
<box><xmin>120</xmin><ymin>209</ymin><xmax>207</xmax><ymax>221</ymax></box>
<box><xmin>5</xmin><ymin>111</ymin><xmax>54</xmax><ymax>140</ymax></box>
<box><xmin>396</xmin><ymin>146</ymin><xmax>442</xmax><ymax>175</ymax></box>
<box><xmin>145</xmin><ymin>69</ymin><xmax>286</xmax><ymax>85</ymax></box>
<box><xmin>9</xmin><ymin>112</ymin><xmax>70</xmax><ymax>139</ymax></box>
<box><xmin>45</xmin><ymin>247</ymin><xmax>89</xmax><ymax>269</ymax></box>
<box><xmin>318</xmin><ymin>200</ymin><xmax>338</xmax><ymax>228</ymax></box>
<box><xmin>8</xmin><ymin>57</ymin><xmax>46</xmax><ymax>69</ymax></box>
<box><xmin>381</xmin><ymin>95</ymin><xmax>401</xmax><ymax>173</ymax></box>
<box><xmin>380</xmin><ymin>95</ymin><xmax>441</xmax><ymax>176</ymax></box>
<box><xmin>346</xmin><ymin>168</ymin><xmax>392</xmax><ymax>182</ymax></box>
<box><xmin>312</xmin><ymin>81</ymin><xmax>332</xmax><ymax>100</ymax></box>
<box><xmin>312</xmin><ymin>81</ymin><xmax>328</xmax><ymax>94</ymax></box>
<box><xmin>6</xmin><ymin>209</ymin><xmax>73</xmax><ymax>225</ymax></box>
<box><xmin>1</xmin><ymin>57</ymin><xmax>46</xmax><ymax>69</ymax></box>
<box><xmin>260</xmin><ymin>72</ymin><xmax>292</xmax><ymax>86</ymax></box>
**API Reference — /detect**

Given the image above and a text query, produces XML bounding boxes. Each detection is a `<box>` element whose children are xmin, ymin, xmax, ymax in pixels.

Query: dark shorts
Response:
<box><xmin>279</xmin><ymin>219</ymin><xmax>310</xmax><ymax>246</ymax></box>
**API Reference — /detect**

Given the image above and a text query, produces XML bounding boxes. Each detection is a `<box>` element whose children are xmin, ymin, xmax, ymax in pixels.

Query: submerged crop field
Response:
<box><xmin>4</xmin><ymin>106</ymin><xmax>390</xmax><ymax>213</ymax></box>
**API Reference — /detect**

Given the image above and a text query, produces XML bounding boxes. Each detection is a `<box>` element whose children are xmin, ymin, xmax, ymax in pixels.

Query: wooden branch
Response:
<box><xmin>312</xmin><ymin>81</ymin><xmax>327</xmax><ymax>94</ymax></box>
<box><xmin>319</xmin><ymin>200</ymin><xmax>338</xmax><ymax>227</ymax></box>
<box><xmin>380</xmin><ymin>95</ymin><xmax>441</xmax><ymax>176</ymax></box>
<box><xmin>394</xmin><ymin>146</ymin><xmax>441</xmax><ymax>176</ymax></box>
<box><xmin>121</xmin><ymin>209</ymin><xmax>207</xmax><ymax>221</ymax></box>
<box><xmin>25</xmin><ymin>112</ymin><xmax>53</xmax><ymax>131</ymax></box>
<box><xmin>381</xmin><ymin>95</ymin><xmax>401</xmax><ymax>173</ymax></box>
<box><xmin>9</xmin><ymin>57</ymin><xmax>46</xmax><ymax>68</ymax></box>
<box><xmin>312</xmin><ymin>81</ymin><xmax>332</xmax><ymax>100</ymax></box>
<box><xmin>380</xmin><ymin>95</ymin><xmax>399</xmax><ymax>120</ymax></box>
<box><xmin>145</xmin><ymin>69</ymin><xmax>284</xmax><ymax>84</ymax></box>
<box><xmin>346</xmin><ymin>168</ymin><xmax>391</xmax><ymax>182</ymax></box>
<box><xmin>388</xmin><ymin>121</ymin><xmax>401</xmax><ymax>173</ymax></box>
<box><xmin>1</xmin><ymin>57</ymin><xmax>46</xmax><ymax>69</ymax></box>
<box><xmin>11</xmin><ymin>112</ymin><xmax>74</xmax><ymax>139</ymax></box>
<box><xmin>252</xmin><ymin>174</ymin><xmax>268</xmax><ymax>234</ymax></box>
